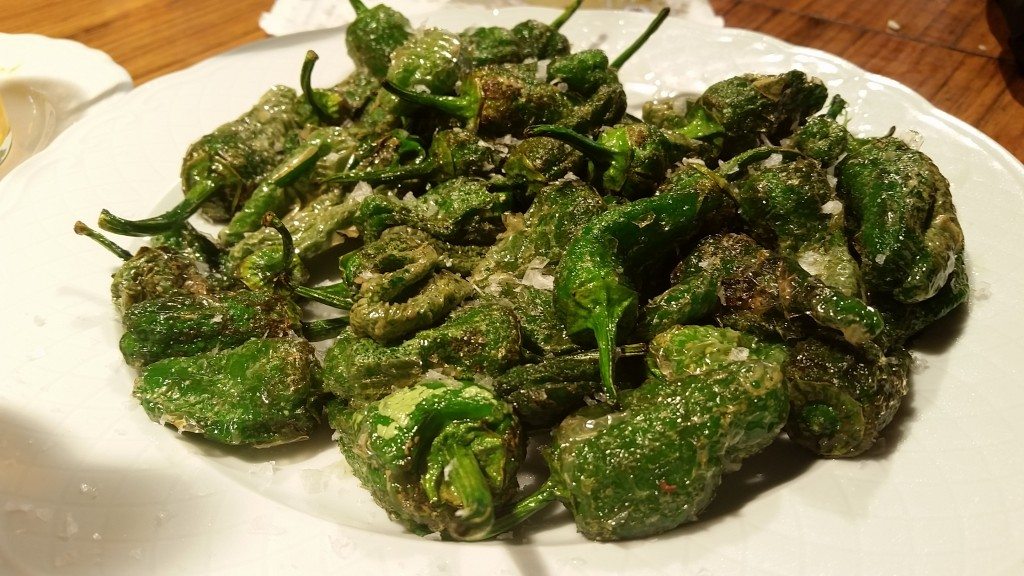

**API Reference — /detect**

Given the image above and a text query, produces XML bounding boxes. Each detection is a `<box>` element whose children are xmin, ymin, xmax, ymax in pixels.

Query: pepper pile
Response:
<box><xmin>76</xmin><ymin>0</ymin><xmax>968</xmax><ymax>542</ymax></box>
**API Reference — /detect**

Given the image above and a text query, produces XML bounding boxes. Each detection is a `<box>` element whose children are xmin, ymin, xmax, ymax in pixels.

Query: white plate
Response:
<box><xmin>2</xmin><ymin>7</ymin><xmax>1023</xmax><ymax>576</ymax></box>
<box><xmin>0</xmin><ymin>34</ymin><xmax>133</xmax><ymax>180</ymax></box>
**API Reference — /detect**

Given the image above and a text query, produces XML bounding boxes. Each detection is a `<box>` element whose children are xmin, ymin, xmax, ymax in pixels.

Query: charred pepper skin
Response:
<box><xmin>320</xmin><ymin>127</ymin><xmax>507</xmax><ymax>188</ymax></box>
<box><xmin>471</xmin><ymin>325</ymin><xmax>788</xmax><ymax>542</ymax></box>
<box><xmin>783</xmin><ymin>337</ymin><xmax>910</xmax><ymax>457</ymax></box>
<box><xmin>330</xmin><ymin>378</ymin><xmax>524</xmax><ymax>538</ymax></box>
<box><xmin>639</xmin><ymin>233</ymin><xmax>884</xmax><ymax>347</ymax></box>
<box><xmin>836</xmin><ymin>135</ymin><xmax>965</xmax><ymax>303</ymax></box>
<box><xmin>135</xmin><ymin>338</ymin><xmax>323</xmax><ymax>447</ymax></box>
<box><xmin>118</xmin><ymin>289</ymin><xmax>302</xmax><ymax>367</ymax></box>
<box><xmin>81</xmin><ymin>223</ymin><xmax>214</xmax><ymax>307</ymax></box>
<box><xmin>382</xmin><ymin>64</ymin><xmax>571</xmax><ymax>138</ymax></box>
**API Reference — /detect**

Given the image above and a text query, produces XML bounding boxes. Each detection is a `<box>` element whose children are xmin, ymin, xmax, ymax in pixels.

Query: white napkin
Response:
<box><xmin>259</xmin><ymin>0</ymin><xmax>723</xmax><ymax>36</ymax></box>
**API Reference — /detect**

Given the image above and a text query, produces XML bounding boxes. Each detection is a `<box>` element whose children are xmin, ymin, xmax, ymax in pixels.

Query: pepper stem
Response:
<box><xmin>443</xmin><ymin>444</ymin><xmax>496</xmax><ymax>541</ymax></box>
<box><xmin>825</xmin><ymin>94</ymin><xmax>847</xmax><ymax>120</ymax></box>
<box><xmin>321</xmin><ymin>160</ymin><xmax>437</xmax><ymax>186</ymax></box>
<box><xmin>262</xmin><ymin>212</ymin><xmax>296</xmax><ymax>287</ymax></box>
<box><xmin>549</xmin><ymin>0</ymin><xmax>584</xmax><ymax>31</ymax></box>
<box><xmin>610</xmin><ymin>7</ymin><xmax>670</xmax><ymax>70</ymax></box>
<box><xmin>459</xmin><ymin>482</ymin><xmax>560</xmax><ymax>541</ymax></box>
<box><xmin>300</xmin><ymin>50</ymin><xmax>335</xmax><ymax>124</ymax></box>
<box><xmin>293</xmin><ymin>282</ymin><xmax>357</xmax><ymax>309</ymax></box>
<box><xmin>73</xmin><ymin>221</ymin><xmax>132</xmax><ymax>261</ymax></box>
<box><xmin>301</xmin><ymin>316</ymin><xmax>350</xmax><ymax>341</ymax></box>
<box><xmin>527</xmin><ymin>125</ymin><xmax>617</xmax><ymax>165</ymax></box>
<box><xmin>717</xmin><ymin>146</ymin><xmax>800</xmax><ymax>182</ymax></box>
<box><xmin>348</xmin><ymin>0</ymin><xmax>368</xmax><ymax>15</ymax></box>
<box><xmin>381</xmin><ymin>81</ymin><xmax>477</xmax><ymax>123</ymax></box>
<box><xmin>98</xmin><ymin>179</ymin><xmax>218</xmax><ymax>237</ymax></box>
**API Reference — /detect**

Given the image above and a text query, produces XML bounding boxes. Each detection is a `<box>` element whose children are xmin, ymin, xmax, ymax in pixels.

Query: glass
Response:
<box><xmin>0</xmin><ymin>93</ymin><xmax>11</xmax><ymax>166</ymax></box>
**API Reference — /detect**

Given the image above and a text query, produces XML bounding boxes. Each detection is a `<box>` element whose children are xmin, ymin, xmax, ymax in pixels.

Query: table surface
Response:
<box><xmin>4</xmin><ymin>0</ymin><xmax>1022</xmax><ymax>161</ymax></box>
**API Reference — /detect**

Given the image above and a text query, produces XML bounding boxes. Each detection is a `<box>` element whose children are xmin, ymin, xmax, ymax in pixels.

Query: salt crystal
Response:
<box><xmin>350</xmin><ymin>181</ymin><xmax>373</xmax><ymax>201</ymax></box>
<box><xmin>728</xmin><ymin>347</ymin><xmax>750</xmax><ymax>362</ymax></box>
<box><xmin>820</xmin><ymin>199</ymin><xmax>843</xmax><ymax>215</ymax></box>
<box><xmin>887</xmin><ymin>19</ymin><xmax>901</xmax><ymax>31</ymax></box>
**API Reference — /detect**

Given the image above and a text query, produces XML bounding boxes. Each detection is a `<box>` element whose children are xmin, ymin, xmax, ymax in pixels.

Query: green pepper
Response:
<box><xmin>733</xmin><ymin>155</ymin><xmax>861</xmax><ymax>296</ymax></box>
<box><xmin>783</xmin><ymin>337</ymin><xmax>910</xmax><ymax>457</ymax></box>
<box><xmin>98</xmin><ymin>86</ymin><xmax>314</xmax><ymax>234</ymax></box>
<box><xmin>552</xmin><ymin>163</ymin><xmax>736</xmax><ymax>404</ymax></box>
<box><xmin>459</xmin><ymin>0</ymin><xmax>582</xmax><ymax>68</ymax></box>
<box><xmin>223</xmin><ymin>187</ymin><xmax>367</xmax><ymax>286</ymax></box>
<box><xmin>500</xmin><ymin>136</ymin><xmax>588</xmax><ymax>201</ymax></box>
<box><xmin>467</xmin><ymin>325</ymin><xmax>788</xmax><ymax>541</ymax></box>
<box><xmin>118</xmin><ymin>289</ymin><xmax>301</xmax><ymax>367</ymax></box>
<box><xmin>642</xmin><ymin>70</ymin><xmax>828</xmax><ymax>161</ymax></box>
<box><xmin>472</xmin><ymin>178</ymin><xmax>606</xmax><ymax>282</ymax></box>
<box><xmin>331</xmin><ymin>378</ymin><xmax>523</xmax><ymax>538</ymax></box>
<box><xmin>320</xmin><ymin>127</ymin><xmax>507</xmax><ymax>188</ymax></box>
<box><xmin>836</xmin><ymin>134</ymin><xmax>964</xmax><ymax>303</ymax></box>
<box><xmin>348</xmin><ymin>249</ymin><xmax>473</xmax><ymax>343</ymax></box>
<box><xmin>324</xmin><ymin>299</ymin><xmax>523</xmax><ymax>406</ymax></box>
<box><xmin>528</xmin><ymin>122</ymin><xmax>697</xmax><ymax>199</ymax></box>
<box><xmin>219</xmin><ymin>126</ymin><xmax>423</xmax><ymax>246</ymax></box>
<box><xmin>356</xmin><ymin>176</ymin><xmax>510</xmax><ymax>244</ymax></box>
<box><xmin>345</xmin><ymin>0</ymin><xmax>413</xmax><ymax>79</ymax></box>
<box><xmin>75</xmin><ymin>221</ymin><xmax>213</xmax><ymax>316</ymax></box>
<box><xmin>381</xmin><ymin>64</ymin><xmax>571</xmax><ymax>138</ymax></box>
<box><xmin>873</xmin><ymin>249</ymin><xmax>969</xmax><ymax>351</ymax></box>
<box><xmin>479</xmin><ymin>275</ymin><xmax>581</xmax><ymax>357</ymax></box>
<box><xmin>492</xmin><ymin>343</ymin><xmax>647</xmax><ymax>430</ymax></box>
<box><xmin>791</xmin><ymin>94</ymin><xmax>849</xmax><ymax>166</ymax></box>
<box><xmin>135</xmin><ymin>337</ymin><xmax>322</xmax><ymax>447</ymax></box>
<box><xmin>639</xmin><ymin>232</ymin><xmax>884</xmax><ymax>346</ymax></box>
<box><xmin>301</xmin><ymin>51</ymin><xmax>381</xmax><ymax>126</ymax></box>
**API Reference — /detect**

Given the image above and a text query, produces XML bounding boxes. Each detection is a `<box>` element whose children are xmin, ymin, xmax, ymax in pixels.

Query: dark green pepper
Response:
<box><xmin>345</xmin><ymin>0</ymin><xmax>413</xmax><ymax>79</ymax></box>
<box><xmin>356</xmin><ymin>176</ymin><xmax>510</xmax><ymax>244</ymax></box>
<box><xmin>98</xmin><ymin>85</ymin><xmax>314</xmax><ymax>234</ymax></box>
<box><xmin>529</xmin><ymin>122</ymin><xmax>698</xmax><ymax>199</ymax></box>
<box><xmin>75</xmin><ymin>221</ymin><xmax>213</xmax><ymax>316</ymax></box>
<box><xmin>469</xmin><ymin>325</ymin><xmax>787</xmax><ymax>541</ymax></box>
<box><xmin>118</xmin><ymin>289</ymin><xmax>301</xmax><ymax>367</ymax></box>
<box><xmin>331</xmin><ymin>378</ymin><xmax>523</xmax><ymax>538</ymax></box>
<box><xmin>324</xmin><ymin>300</ymin><xmax>523</xmax><ymax>405</ymax></box>
<box><xmin>783</xmin><ymin>337</ymin><xmax>910</xmax><ymax>457</ymax></box>
<box><xmin>381</xmin><ymin>64</ymin><xmax>571</xmax><ymax>138</ymax></box>
<box><xmin>552</xmin><ymin>163</ymin><xmax>736</xmax><ymax>404</ymax></box>
<box><xmin>836</xmin><ymin>134</ymin><xmax>964</xmax><ymax>303</ymax></box>
<box><xmin>733</xmin><ymin>155</ymin><xmax>861</xmax><ymax>296</ymax></box>
<box><xmin>135</xmin><ymin>337</ymin><xmax>322</xmax><ymax>447</ymax></box>
<box><xmin>642</xmin><ymin>70</ymin><xmax>828</xmax><ymax>161</ymax></box>
<box><xmin>639</xmin><ymin>232</ymin><xmax>884</xmax><ymax>346</ymax></box>
<box><xmin>459</xmin><ymin>0</ymin><xmax>582</xmax><ymax>68</ymax></box>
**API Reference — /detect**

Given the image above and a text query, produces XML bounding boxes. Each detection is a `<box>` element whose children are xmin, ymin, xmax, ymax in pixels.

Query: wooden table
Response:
<box><xmin>4</xmin><ymin>0</ymin><xmax>1022</xmax><ymax>161</ymax></box>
